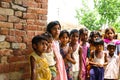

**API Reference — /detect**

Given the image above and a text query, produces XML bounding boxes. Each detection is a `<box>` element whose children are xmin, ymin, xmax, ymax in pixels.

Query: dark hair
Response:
<box><xmin>107</xmin><ymin>42</ymin><xmax>116</xmax><ymax>48</ymax></box>
<box><xmin>89</xmin><ymin>30</ymin><xmax>101</xmax><ymax>43</ymax></box>
<box><xmin>47</xmin><ymin>21</ymin><xmax>61</xmax><ymax>33</ymax></box>
<box><xmin>32</xmin><ymin>35</ymin><xmax>48</xmax><ymax>51</ymax></box>
<box><xmin>59</xmin><ymin>30</ymin><xmax>70</xmax><ymax>38</ymax></box>
<box><xmin>70</xmin><ymin>29</ymin><xmax>79</xmax><ymax>36</ymax></box>
<box><xmin>41</xmin><ymin>32</ymin><xmax>53</xmax><ymax>40</ymax></box>
<box><xmin>105</xmin><ymin>27</ymin><xmax>115</xmax><ymax>34</ymax></box>
<box><xmin>94</xmin><ymin>38</ymin><xmax>104</xmax><ymax>46</ymax></box>
<box><xmin>79</xmin><ymin>28</ymin><xmax>88</xmax><ymax>35</ymax></box>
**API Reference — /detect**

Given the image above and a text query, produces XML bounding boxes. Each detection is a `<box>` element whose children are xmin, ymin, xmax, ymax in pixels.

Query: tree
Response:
<box><xmin>76</xmin><ymin>0</ymin><xmax>120</xmax><ymax>32</ymax></box>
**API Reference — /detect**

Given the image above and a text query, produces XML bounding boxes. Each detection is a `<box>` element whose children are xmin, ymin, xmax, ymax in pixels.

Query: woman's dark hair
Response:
<box><xmin>94</xmin><ymin>38</ymin><xmax>104</xmax><ymax>46</ymax></box>
<box><xmin>70</xmin><ymin>29</ymin><xmax>79</xmax><ymax>36</ymax></box>
<box><xmin>79</xmin><ymin>28</ymin><xmax>88</xmax><ymax>35</ymax></box>
<box><xmin>32</xmin><ymin>35</ymin><xmax>47</xmax><ymax>51</ymax></box>
<box><xmin>47</xmin><ymin>21</ymin><xmax>61</xmax><ymax>33</ymax></box>
<box><xmin>59</xmin><ymin>30</ymin><xmax>70</xmax><ymax>38</ymax></box>
<box><xmin>89</xmin><ymin>30</ymin><xmax>101</xmax><ymax>43</ymax></box>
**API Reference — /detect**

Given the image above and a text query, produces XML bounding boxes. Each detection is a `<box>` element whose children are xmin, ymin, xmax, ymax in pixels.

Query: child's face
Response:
<box><xmin>35</xmin><ymin>40</ymin><xmax>48</xmax><ymax>54</ymax></box>
<box><xmin>93</xmin><ymin>34</ymin><xmax>99</xmax><ymax>41</ymax></box>
<box><xmin>59</xmin><ymin>33</ymin><xmax>69</xmax><ymax>45</ymax></box>
<box><xmin>80</xmin><ymin>31</ymin><xmax>88</xmax><ymax>41</ymax></box>
<box><xmin>47</xmin><ymin>38</ymin><xmax>53</xmax><ymax>49</ymax></box>
<box><xmin>70</xmin><ymin>32</ymin><xmax>79</xmax><ymax>43</ymax></box>
<box><xmin>50</xmin><ymin>25</ymin><xmax>61</xmax><ymax>39</ymax></box>
<box><xmin>107</xmin><ymin>45</ymin><xmax>116</xmax><ymax>54</ymax></box>
<box><xmin>105</xmin><ymin>30</ymin><xmax>115</xmax><ymax>40</ymax></box>
<box><xmin>96</xmin><ymin>44</ymin><xmax>104</xmax><ymax>51</ymax></box>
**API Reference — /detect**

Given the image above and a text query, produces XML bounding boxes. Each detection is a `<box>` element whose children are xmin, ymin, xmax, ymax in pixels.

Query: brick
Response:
<box><xmin>35</xmin><ymin>31</ymin><xmax>44</xmax><ymax>35</ymax></box>
<box><xmin>12</xmin><ymin>43</ymin><xmax>26</xmax><ymax>49</ymax></box>
<box><xmin>8</xmin><ymin>16</ymin><xmax>20</xmax><ymax>23</ymax></box>
<box><xmin>1</xmin><ymin>56</ymin><xmax>7</xmax><ymax>63</ymax></box>
<box><xmin>8</xmin><ymin>55</ymin><xmax>26</xmax><ymax>63</ymax></box>
<box><xmin>22</xmin><ymin>73</ymin><xmax>30</xmax><ymax>79</ymax></box>
<box><xmin>11</xmin><ymin>3</ymin><xmax>26</xmax><ymax>11</ymax></box>
<box><xmin>0</xmin><ymin>28</ymin><xmax>9</xmax><ymax>35</ymax></box>
<box><xmin>0</xmin><ymin>15</ymin><xmax>7</xmax><ymax>21</ymax></box>
<box><xmin>25</xmin><ymin>25</ymin><xmax>38</xmax><ymax>30</ymax></box>
<box><xmin>35</xmin><ymin>20</ymin><xmax>46</xmax><ymax>26</ymax></box>
<box><xmin>14</xmin><ymin>23</ymin><xmax>23</xmax><ymax>30</ymax></box>
<box><xmin>9</xmin><ymin>63</ymin><xmax>16</xmax><ymax>72</ymax></box>
<box><xmin>12</xmin><ymin>50</ymin><xmax>22</xmax><ymax>56</ymax></box>
<box><xmin>27</xmin><ymin>19</ymin><xmax>34</xmax><ymax>25</ymax></box>
<box><xmin>1</xmin><ymin>0</ymin><xmax>12</xmax><ymax>2</ymax></box>
<box><xmin>14</xmin><ymin>0</ymin><xmax>22</xmax><ymax>5</ymax></box>
<box><xmin>38</xmin><ymin>3</ymin><xmax>48</xmax><ymax>9</ymax></box>
<box><xmin>23</xmin><ymin>13</ymin><xmax>38</xmax><ymax>19</ymax></box>
<box><xmin>26</xmin><ymin>31</ymin><xmax>35</xmax><ymax>37</ymax></box>
<box><xmin>0</xmin><ymin>41</ymin><xmax>10</xmax><ymax>49</ymax></box>
<box><xmin>6</xmin><ymin>36</ymin><xmax>16</xmax><ymax>42</ymax></box>
<box><xmin>15</xmin><ymin>30</ymin><xmax>26</xmax><ymax>37</ymax></box>
<box><xmin>0</xmin><ymin>35</ymin><xmax>6</xmax><ymax>41</ymax></box>
<box><xmin>0</xmin><ymin>49</ymin><xmax>13</xmax><ymax>56</ymax></box>
<box><xmin>41</xmin><ymin>0</ymin><xmax>48</xmax><ymax>3</ymax></box>
<box><xmin>35</xmin><ymin>0</ymin><xmax>41</xmax><ymax>3</ymax></box>
<box><xmin>0</xmin><ymin>64</ymin><xmax>4</xmax><ymax>73</ymax></box>
<box><xmin>41</xmin><ymin>15</ymin><xmax>47</xmax><ymax>20</ymax></box>
<box><xmin>0</xmin><ymin>22</ymin><xmax>13</xmax><ymax>28</ymax></box>
<box><xmin>15</xmin><ymin>11</ymin><xmax>23</xmax><ymax>17</ymax></box>
<box><xmin>22</xmin><ymin>1</ymin><xmax>38</xmax><ymax>8</ymax></box>
<box><xmin>1</xmin><ymin>2</ymin><xmax>10</xmax><ymax>8</ymax></box>
<box><xmin>0</xmin><ymin>8</ymin><xmax>14</xmax><ymax>15</ymax></box>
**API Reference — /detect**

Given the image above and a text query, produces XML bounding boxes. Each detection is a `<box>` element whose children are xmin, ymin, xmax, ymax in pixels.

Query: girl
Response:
<box><xmin>79</xmin><ymin>28</ymin><xmax>89</xmax><ymax>80</ymax></box>
<box><xmin>30</xmin><ymin>35</ymin><xmax>51</xmax><ymax>80</ymax></box>
<box><xmin>59</xmin><ymin>30</ymin><xmax>76</xmax><ymax>80</ymax></box>
<box><xmin>41</xmin><ymin>32</ymin><xmax>57</xmax><ymax>80</ymax></box>
<box><xmin>69</xmin><ymin>29</ymin><xmax>82</xmax><ymax>80</ymax></box>
<box><xmin>89</xmin><ymin>38</ymin><xmax>108</xmax><ymax>80</ymax></box>
<box><xmin>46</xmin><ymin>21</ymin><xmax>67</xmax><ymax>80</ymax></box>
<box><xmin>104</xmin><ymin>42</ymin><xmax>120</xmax><ymax>80</ymax></box>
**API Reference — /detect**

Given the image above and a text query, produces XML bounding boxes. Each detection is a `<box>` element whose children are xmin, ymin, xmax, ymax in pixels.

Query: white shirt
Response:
<box><xmin>104</xmin><ymin>53</ymin><xmax>120</xmax><ymax>79</ymax></box>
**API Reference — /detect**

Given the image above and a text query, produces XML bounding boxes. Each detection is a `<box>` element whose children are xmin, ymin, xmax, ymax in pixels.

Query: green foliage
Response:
<box><xmin>76</xmin><ymin>0</ymin><xmax>120</xmax><ymax>32</ymax></box>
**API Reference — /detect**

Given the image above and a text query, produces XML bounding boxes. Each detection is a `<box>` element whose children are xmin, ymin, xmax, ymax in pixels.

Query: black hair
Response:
<box><xmin>104</xmin><ymin>27</ymin><xmax>115</xmax><ymax>39</ymax></box>
<box><xmin>94</xmin><ymin>38</ymin><xmax>104</xmax><ymax>46</ymax></box>
<box><xmin>41</xmin><ymin>32</ymin><xmax>53</xmax><ymax>40</ymax></box>
<box><xmin>107</xmin><ymin>42</ymin><xmax>116</xmax><ymax>48</ymax></box>
<box><xmin>47</xmin><ymin>21</ymin><xmax>61</xmax><ymax>33</ymax></box>
<box><xmin>32</xmin><ymin>35</ymin><xmax>48</xmax><ymax>51</ymax></box>
<box><xmin>79</xmin><ymin>28</ymin><xmax>88</xmax><ymax>35</ymax></box>
<box><xmin>59</xmin><ymin>30</ymin><xmax>70</xmax><ymax>38</ymax></box>
<box><xmin>89</xmin><ymin>30</ymin><xmax>101</xmax><ymax>43</ymax></box>
<box><xmin>70</xmin><ymin>29</ymin><xmax>79</xmax><ymax>36</ymax></box>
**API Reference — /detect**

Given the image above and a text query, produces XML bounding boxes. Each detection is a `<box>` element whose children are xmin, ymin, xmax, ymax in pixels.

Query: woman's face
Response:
<box><xmin>105</xmin><ymin>30</ymin><xmax>115</xmax><ymax>40</ymax></box>
<box><xmin>50</xmin><ymin>25</ymin><xmax>61</xmax><ymax>39</ymax></box>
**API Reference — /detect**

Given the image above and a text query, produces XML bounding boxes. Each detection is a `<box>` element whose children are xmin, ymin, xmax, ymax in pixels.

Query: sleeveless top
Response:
<box><xmin>93</xmin><ymin>51</ymin><xmax>105</xmax><ymax>65</ymax></box>
<box><xmin>72</xmin><ymin>44</ymin><xmax>80</xmax><ymax>72</ymax></box>
<box><xmin>43</xmin><ymin>50</ymin><xmax>56</xmax><ymax>66</ymax></box>
<box><xmin>30</xmin><ymin>52</ymin><xmax>51</xmax><ymax>80</ymax></box>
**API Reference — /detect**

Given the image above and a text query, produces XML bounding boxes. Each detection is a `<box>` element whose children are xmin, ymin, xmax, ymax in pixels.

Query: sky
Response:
<box><xmin>47</xmin><ymin>0</ymin><xmax>94</xmax><ymax>25</ymax></box>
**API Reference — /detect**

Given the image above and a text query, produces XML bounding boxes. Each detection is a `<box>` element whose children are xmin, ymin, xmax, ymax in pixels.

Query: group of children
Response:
<box><xmin>29</xmin><ymin>20</ymin><xmax>120</xmax><ymax>80</ymax></box>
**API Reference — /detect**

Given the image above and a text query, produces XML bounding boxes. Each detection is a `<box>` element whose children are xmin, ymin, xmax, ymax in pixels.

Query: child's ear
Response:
<box><xmin>33</xmin><ymin>44</ymin><xmax>37</xmax><ymax>50</ymax></box>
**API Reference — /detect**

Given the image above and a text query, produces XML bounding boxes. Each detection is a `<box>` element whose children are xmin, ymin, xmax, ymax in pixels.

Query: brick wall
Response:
<box><xmin>0</xmin><ymin>0</ymin><xmax>48</xmax><ymax>80</ymax></box>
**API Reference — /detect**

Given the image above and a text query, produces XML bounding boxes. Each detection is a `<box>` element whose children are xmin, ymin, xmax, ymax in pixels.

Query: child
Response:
<box><xmin>89</xmin><ymin>38</ymin><xmax>108</xmax><ymax>80</ymax></box>
<box><xmin>79</xmin><ymin>28</ymin><xmax>89</xmax><ymax>80</ymax></box>
<box><xmin>104</xmin><ymin>42</ymin><xmax>120</xmax><ymax>80</ymax></box>
<box><xmin>41</xmin><ymin>32</ymin><xmax>57</xmax><ymax>80</ymax></box>
<box><xmin>59</xmin><ymin>30</ymin><xmax>76</xmax><ymax>80</ymax></box>
<box><xmin>69</xmin><ymin>29</ymin><xmax>82</xmax><ymax>80</ymax></box>
<box><xmin>87</xmin><ymin>30</ymin><xmax>101</xmax><ymax>78</ymax></box>
<box><xmin>30</xmin><ymin>35</ymin><xmax>51</xmax><ymax>80</ymax></box>
<box><xmin>46</xmin><ymin>21</ymin><xmax>67</xmax><ymax>80</ymax></box>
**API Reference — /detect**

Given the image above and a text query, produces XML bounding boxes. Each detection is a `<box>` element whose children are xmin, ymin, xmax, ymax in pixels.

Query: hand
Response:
<box><xmin>68</xmin><ymin>47</ymin><xmax>73</xmax><ymax>54</ymax></box>
<box><xmin>97</xmin><ymin>63</ymin><xmax>103</xmax><ymax>67</ymax></box>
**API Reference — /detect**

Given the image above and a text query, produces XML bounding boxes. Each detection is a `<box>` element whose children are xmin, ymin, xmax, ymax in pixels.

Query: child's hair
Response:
<box><xmin>32</xmin><ymin>35</ymin><xmax>48</xmax><ymax>51</ymax></box>
<box><xmin>47</xmin><ymin>21</ymin><xmax>61</xmax><ymax>33</ymax></box>
<box><xmin>79</xmin><ymin>28</ymin><xmax>88</xmax><ymax>35</ymax></box>
<box><xmin>94</xmin><ymin>38</ymin><xmax>104</xmax><ymax>46</ymax></box>
<box><xmin>104</xmin><ymin>27</ymin><xmax>115</xmax><ymax>39</ymax></box>
<box><xmin>89</xmin><ymin>30</ymin><xmax>101</xmax><ymax>43</ymax></box>
<box><xmin>41</xmin><ymin>32</ymin><xmax>53</xmax><ymax>40</ymax></box>
<box><xmin>70</xmin><ymin>29</ymin><xmax>79</xmax><ymax>36</ymax></box>
<box><xmin>59</xmin><ymin>30</ymin><xmax>70</xmax><ymax>38</ymax></box>
<box><xmin>107</xmin><ymin>42</ymin><xmax>116</xmax><ymax>48</ymax></box>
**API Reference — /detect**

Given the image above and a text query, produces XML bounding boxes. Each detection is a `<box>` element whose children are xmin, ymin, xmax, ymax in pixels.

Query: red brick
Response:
<box><xmin>8</xmin><ymin>16</ymin><xmax>20</xmax><ymax>23</ymax></box>
<box><xmin>22</xmin><ymin>73</ymin><xmax>30</xmax><ymax>79</ymax></box>
<box><xmin>23</xmin><ymin>13</ymin><xmax>38</xmax><ymax>19</ymax></box>
<box><xmin>4</xmin><ymin>64</ymin><xmax>9</xmax><ymax>73</ymax></box>
<box><xmin>41</xmin><ymin>3</ymin><xmax>48</xmax><ymax>9</ymax></box>
<box><xmin>41</xmin><ymin>15</ymin><xmax>47</xmax><ymax>20</ymax></box>
<box><xmin>14</xmin><ymin>23</ymin><xmax>23</xmax><ymax>30</ymax></box>
<box><xmin>0</xmin><ymin>22</ymin><xmax>13</xmax><ymax>28</ymax></box>
<box><xmin>0</xmin><ymin>49</ymin><xmax>13</xmax><ymax>56</ymax></box>
<box><xmin>35</xmin><ymin>0</ymin><xmax>41</xmax><ymax>3</ymax></box>
<box><xmin>1</xmin><ymin>0</ymin><xmax>12</xmax><ymax>2</ymax></box>
<box><xmin>12</xmin><ymin>50</ymin><xmax>22</xmax><ymax>56</ymax></box>
<box><xmin>34</xmin><ymin>20</ymin><xmax>46</xmax><ymax>26</ymax></box>
<box><xmin>41</xmin><ymin>0</ymin><xmax>48</xmax><ymax>3</ymax></box>
<box><xmin>35</xmin><ymin>31</ymin><xmax>44</xmax><ymax>35</ymax></box>
<box><xmin>27</xmin><ymin>19</ymin><xmax>35</xmax><ymax>25</ymax></box>
<box><xmin>0</xmin><ymin>15</ymin><xmax>7</xmax><ymax>21</ymax></box>
<box><xmin>22</xmin><ymin>1</ymin><xmax>38</xmax><ymax>8</ymax></box>
<box><xmin>26</xmin><ymin>31</ymin><xmax>35</xmax><ymax>37</ymax></box>
<box><xmin>8</xmin><ymin>55</ymin><xmax>26</xmax><ymax>63</ymax></box>
<box><xmin>1</xmin><ymin>28</ymin><xmax>9</xmax><ymax>35</ymax></box>
<box><xmin>9</xmin><ymin>63</ymin><xmax>16</xmax><ymax>72</ymax></box>
<box><xmin>25</xmin><ymin>25</ymin><xmax>38</xmax><ymax>30</ymax></box>
<box><xmin>6</xmin><ymin>36</ymin><xmax>16</xmax><ymax>42</ymax></box>
<box><xmin>0</xmin><ymin>64</ymin><xmax>4</xmax><ymax>73</ymax></box>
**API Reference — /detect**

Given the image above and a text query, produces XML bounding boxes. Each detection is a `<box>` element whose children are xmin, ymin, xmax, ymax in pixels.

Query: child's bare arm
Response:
<box><xmin>103</xmin><ymin>53</ymin><xmax>108</xmax><ymax>66</ymax></box>
<box><xmin>30</xmin><ymin>56</ymin><xmax>36</xmax><ymax>80</ymax></box>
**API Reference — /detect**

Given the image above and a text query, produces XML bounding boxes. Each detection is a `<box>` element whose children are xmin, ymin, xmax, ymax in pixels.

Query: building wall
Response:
<box><xmin>0</xmin><ymin>0</ymin><xmax>48</xmax><ymax>80</ymax></box>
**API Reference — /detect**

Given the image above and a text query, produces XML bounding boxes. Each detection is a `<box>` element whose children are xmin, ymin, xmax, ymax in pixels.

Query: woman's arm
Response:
<box><xmin>30</xmin><ymin>56</ymin><xmax>36</xmax><ymax>80</ymax></box>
